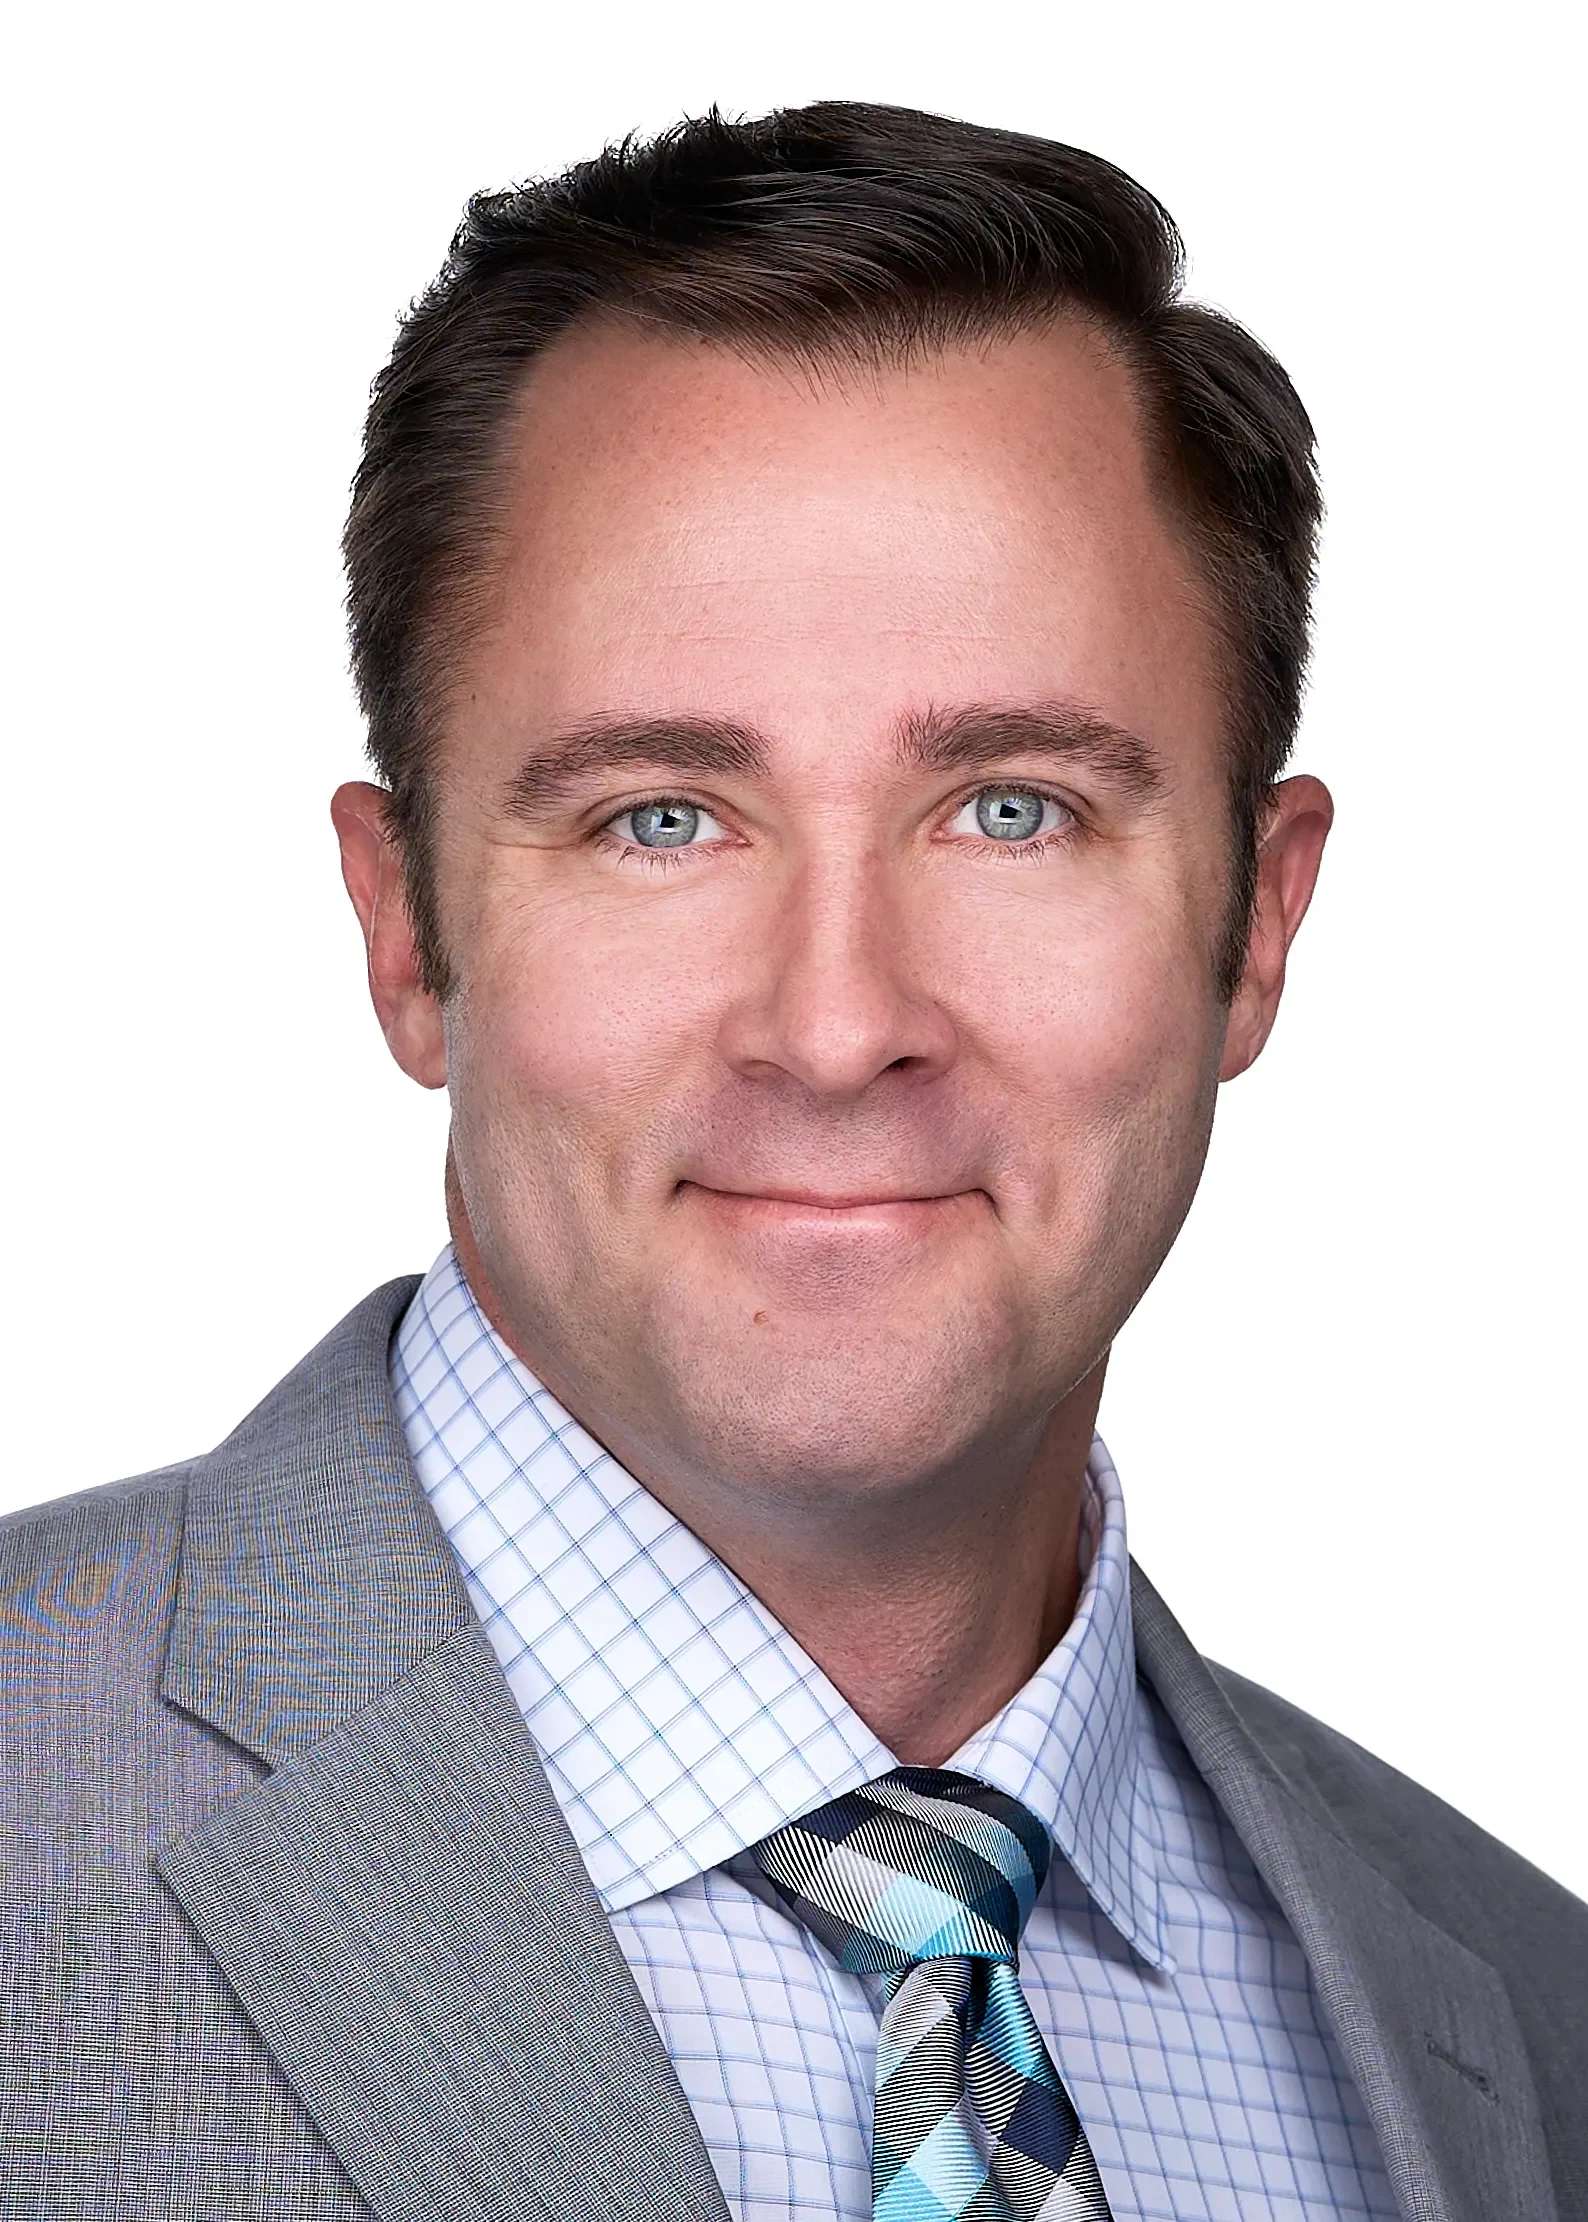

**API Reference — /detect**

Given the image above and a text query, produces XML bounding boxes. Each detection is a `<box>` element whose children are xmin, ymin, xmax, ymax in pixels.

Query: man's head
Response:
<box><xmin>333</xmin><ymin>102</ymin><xmax>1331</xmax><ymax>1527</ymax></box>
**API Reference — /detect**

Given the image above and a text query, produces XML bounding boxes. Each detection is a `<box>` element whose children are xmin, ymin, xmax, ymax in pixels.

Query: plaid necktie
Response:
<box><xmin>743</xmin><ymin>1769</ymin><xmax>1114</xmax><ymax>2222</ymax></box>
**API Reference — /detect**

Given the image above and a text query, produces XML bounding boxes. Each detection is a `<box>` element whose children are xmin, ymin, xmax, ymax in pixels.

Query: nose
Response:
<box><xmin>716</xmin><ymin>846</ymin><xmax>959</xmax><ymax>1099</ymax></box>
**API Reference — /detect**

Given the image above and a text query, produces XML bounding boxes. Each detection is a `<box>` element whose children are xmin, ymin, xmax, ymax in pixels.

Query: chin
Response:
<box><xmin>640</xmin><ymin>1298</ymin><xmax>1030</xmax><ymax>1497</ymax></box>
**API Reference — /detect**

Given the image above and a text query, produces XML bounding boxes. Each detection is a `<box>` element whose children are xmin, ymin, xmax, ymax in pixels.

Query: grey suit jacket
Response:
<box><xmin>2</xmin><ymin>1278</ymin><xmax>1583</xmax><ymax>2221</ymax></box>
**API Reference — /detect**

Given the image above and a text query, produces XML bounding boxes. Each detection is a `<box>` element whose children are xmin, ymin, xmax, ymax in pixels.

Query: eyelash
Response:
<box><xmin>593</xmin><ymin>837</ymin><xmax>695</xmax><ymax>874</ymax></box>
<box><xmin>591</xmin><ymin>785</ymin><xmax>1085</xmax><ymax>868</ymax></box>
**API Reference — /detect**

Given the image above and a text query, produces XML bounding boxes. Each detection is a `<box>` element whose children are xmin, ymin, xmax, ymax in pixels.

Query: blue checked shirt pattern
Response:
<box><xmin>392</xmin><ymin>1248</ymin><xmax>1399</xmax><ymax>2222</ymax></box>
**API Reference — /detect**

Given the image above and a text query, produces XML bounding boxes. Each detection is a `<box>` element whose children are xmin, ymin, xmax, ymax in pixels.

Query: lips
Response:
<box><xmin>671</xmin><ymin>1184</ymin><xmax>991</xmax><ymax>1307</ymax></box>
<box><xmin>682</xmin><ymin>1181</ymin><xmax>970</xmax><ymax>1210</ymax></box>
<box><xmin>676</xmin><ymin>1181</ymin><xmax>991</xmax><ymax>1235</ymax></box>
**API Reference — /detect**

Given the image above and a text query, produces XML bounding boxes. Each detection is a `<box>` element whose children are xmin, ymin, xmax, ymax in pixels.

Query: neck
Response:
<box><xmin>676</xmin><ymin>1397</ymin><xmax>1100</xmax><ymax>1764</ymax></box>
<box><xmin>448</xmin><ymin>1209</ymin><xmax>1103</xmax><ymax>1767</ymax></box>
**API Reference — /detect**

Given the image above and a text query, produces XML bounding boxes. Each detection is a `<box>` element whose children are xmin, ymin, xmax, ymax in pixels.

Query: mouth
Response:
<box><xmin>677</xmin><ymin>1180</ymin><xmax>987</xmax><ymax>1220</ymax></box>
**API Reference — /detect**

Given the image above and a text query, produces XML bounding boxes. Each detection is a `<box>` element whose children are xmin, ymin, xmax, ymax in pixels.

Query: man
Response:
<box><xmin>1</xmin><ymin>98</ymin><xmax>1581</xmax><ymax>2222</ymax></box>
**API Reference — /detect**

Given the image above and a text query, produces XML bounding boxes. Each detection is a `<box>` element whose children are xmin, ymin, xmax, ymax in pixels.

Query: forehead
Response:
<box><xmin>454</xmin><ymin>318</ymin><xmax>1225</xmax><ymax>776</ymax></box>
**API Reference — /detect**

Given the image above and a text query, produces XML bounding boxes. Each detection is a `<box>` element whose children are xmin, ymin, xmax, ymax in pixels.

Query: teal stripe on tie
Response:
<box><xmin>745</xmin><ymin>1770</ymin><xmax>1116</xmax><ymax>2222</ymax></box>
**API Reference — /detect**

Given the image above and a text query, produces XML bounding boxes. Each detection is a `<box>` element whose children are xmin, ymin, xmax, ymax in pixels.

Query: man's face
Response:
<box><xmin>345</xmin><ymin>320</ymin><xmax>1314</xmax><ymax>1506</ymax></box>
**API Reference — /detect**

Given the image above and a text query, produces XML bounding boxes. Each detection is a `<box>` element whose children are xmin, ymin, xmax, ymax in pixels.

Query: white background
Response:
<box><xmin>3</xmin><ymin>1</ymin><xmax>1582</xmax><ymax>1895</ymax></box>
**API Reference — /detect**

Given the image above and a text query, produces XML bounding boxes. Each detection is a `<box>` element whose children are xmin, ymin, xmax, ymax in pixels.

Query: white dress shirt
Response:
<box><xmin>392</xmin><ymin>1246</ymin><xmax>1397</xmax><ymax>2222</ymax></box>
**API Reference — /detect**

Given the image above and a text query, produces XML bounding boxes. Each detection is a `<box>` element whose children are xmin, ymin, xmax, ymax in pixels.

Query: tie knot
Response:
<box><xmin>744</xmin><ymin>1768</ymin><xmax>1052</xmax><ymax>1976</ymax></box>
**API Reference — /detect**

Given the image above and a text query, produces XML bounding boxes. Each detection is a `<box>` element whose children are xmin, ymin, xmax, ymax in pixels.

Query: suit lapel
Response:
<box><xmin>157</xmin><ymin>1281</ymin><xmax>729</xmax><ymax>2222</ymax></box>
<box><xmin>1131</xmin><ymin>1564</ymin><xmax>1557</xmax><ymax>2222</ymax></box>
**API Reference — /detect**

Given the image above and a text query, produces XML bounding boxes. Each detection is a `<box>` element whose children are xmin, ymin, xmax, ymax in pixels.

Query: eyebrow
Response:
<box><xmin>501</xmin><ymin>717</ymin><xmax>769</xmax><ymax>816</ymax></box>
<box><xmin>894</xmin><ymin>701</ymin><xmax>1167</xmax><ymax>799</ymax></box>
<box><xmin>499</xmin><ymin>698</ymin><xmax>1165</xmax><ymax>816</ymax></box>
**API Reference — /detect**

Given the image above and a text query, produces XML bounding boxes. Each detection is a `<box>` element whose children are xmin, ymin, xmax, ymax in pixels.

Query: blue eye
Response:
<box><xmin>627</xmin><ymin>800</ymin><xmax>701</xmax><ymax>848</ymax></box>
<box><xmin>970</xmin><ymin>788</ymin><xmax>1055</xmax><ymax>841</ymax></box>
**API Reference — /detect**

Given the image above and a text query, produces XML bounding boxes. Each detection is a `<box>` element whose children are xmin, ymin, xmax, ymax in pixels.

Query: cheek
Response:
<box><xmin>934</xmin><ymin>874</ymin><xmax>1223</xmax><ymax>1198</ymax></box>
<box><xmin>948</xmin><ymin>857</ymin><xmax>1217</xmax><ymax>1062</ymax></box>
<box><xmin>444</xmin><ymin>875</ymin><xmax>729</xmax><ymax>1151</ymax></box>
<box><xmin>1063</xmin><ymin>931</ymin><xmax>1216</xmax><ymax>1103</ymax></box>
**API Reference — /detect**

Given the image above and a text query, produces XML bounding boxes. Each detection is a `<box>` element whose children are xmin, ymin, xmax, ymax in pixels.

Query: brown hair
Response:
<box><xmin>344</xmin><ymin>101</ymin><xmax>1320</xmax><ymax>1000</ymax></box>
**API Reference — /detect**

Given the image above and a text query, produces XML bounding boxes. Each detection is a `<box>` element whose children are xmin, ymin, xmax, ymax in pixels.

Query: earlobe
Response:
<box><xmin>1219</xmin><ymin>774</ymin><xmax>1333</xmax><ymax>1083</ymax></box>
<box><xmin>330</xmin><ymin>781</ymin><xmax>449</xmax><ymax>1090</ymax></box>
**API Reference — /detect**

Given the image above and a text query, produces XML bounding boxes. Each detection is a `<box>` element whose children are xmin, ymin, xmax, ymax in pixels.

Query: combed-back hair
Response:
<box><xmin>344</xmin><ymin>101</ymin><xmax>1320</xmax><ymax>1000</ymax></box>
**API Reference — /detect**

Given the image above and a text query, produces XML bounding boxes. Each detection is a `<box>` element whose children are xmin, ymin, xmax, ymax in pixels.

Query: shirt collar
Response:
<box><xmin>393</xmin><ymin>1245</ymin><xmax>1168</xmax><ymax>1969</ymax></box>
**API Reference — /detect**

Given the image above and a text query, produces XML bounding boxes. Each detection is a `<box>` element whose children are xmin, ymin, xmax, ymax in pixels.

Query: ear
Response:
<box><xmin>330</xmin><ymin>781</ymin><xmax>448</xmax><ymax>1090</ymax></box>
<box><xmin>1220</xmin><ymin>774</ymin><xmax>1334</xmax><ymax>1082</ymax></box>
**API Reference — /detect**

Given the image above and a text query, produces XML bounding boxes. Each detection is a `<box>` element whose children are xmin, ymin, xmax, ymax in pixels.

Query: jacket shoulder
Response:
<box><xmin>0</xmin><ymin>1462</ymin><xmax>195</xmax><ymax>1681</ymax></box>
<box><xmin>0</xmin><ymin>1273</ymin><xmax>423</xmax><ymax>1590</ymax></box>
<box><xmin>1</xmin><ymin>1458</ymin><xmax>195</xmax><ymax>1540</ymax></box>
<box><xmin>0</xmin><ymin>1459</ymin><xmax>195</xmax><ymax>1574</ymax></box>
<box><xmin>1208</xmin><ymin>1658</ymin><xmax>1588</xmax><ymax>1964</ymax></box>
